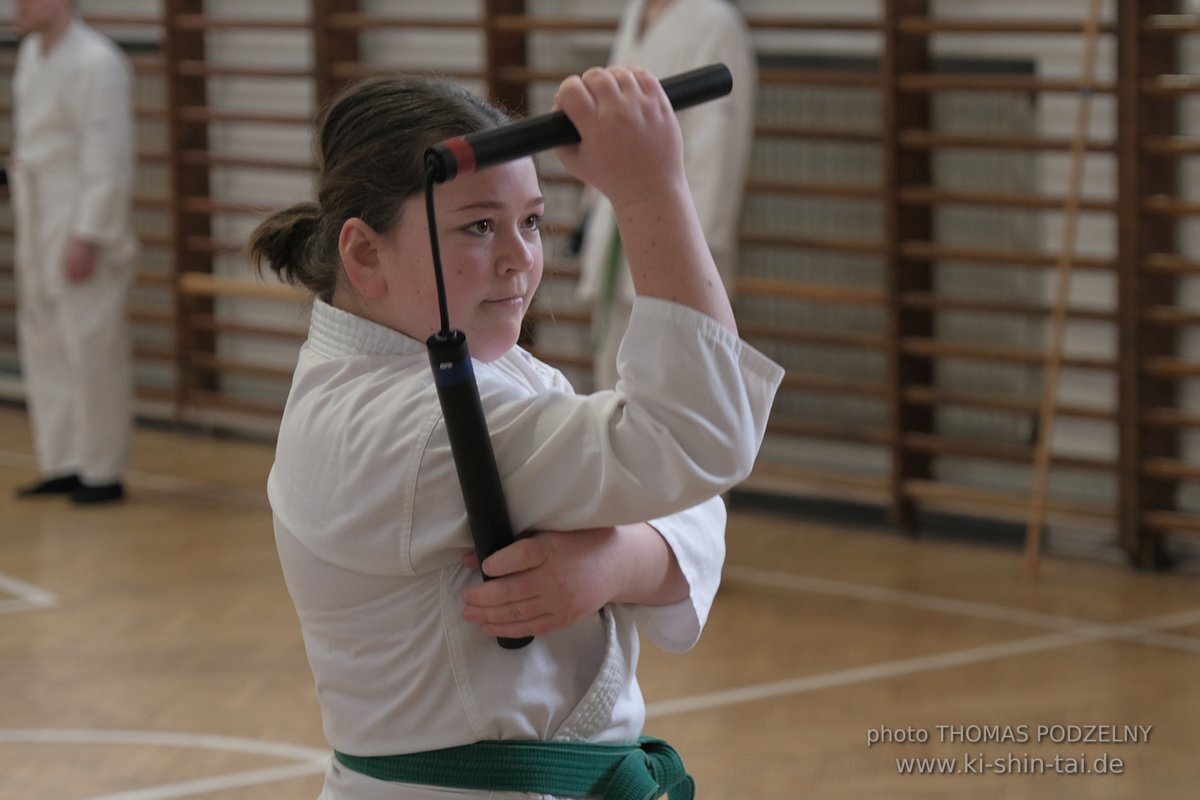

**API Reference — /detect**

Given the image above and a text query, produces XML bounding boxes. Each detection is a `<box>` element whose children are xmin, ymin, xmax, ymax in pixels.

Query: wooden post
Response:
<box><xmin>1116</xmin><ymin>0</ymin><xmax>1179</xmax><ymax>568</ymax></box>
<box><xmin>162</xmin><ymin>0</ymin><xmax>214</xmax><ymax>419</ymax></box>
<box><xmin>312</xmin><ymin>0</ymin><xmax>361</xmax><ymax>107</ymax></box>
<box><xmin>483</xmin><ymin>0</ymin><xmax>529</xmax><ymax>115</ymax></box>
<box><xmin>882</xmin><ymin>0</ymin><xmax>934</xmax><ymax>535</ymax></box>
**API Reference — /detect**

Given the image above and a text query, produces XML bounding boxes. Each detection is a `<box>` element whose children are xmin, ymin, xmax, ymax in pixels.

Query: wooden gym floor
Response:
<box><xmin>3</xmin><ymin>403</ymin><xmax>1200</xmax><ymax>799</ymax></box>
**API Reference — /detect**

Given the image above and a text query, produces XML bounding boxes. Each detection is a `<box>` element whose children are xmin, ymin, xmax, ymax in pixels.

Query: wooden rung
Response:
<box><xmin>902</xmin><ymin>337</ymin><xmax>1115</xmax><ymax>371</ymax></box>
<box><xmin>1143</xmin><ymin>135</ymin><xmax>1200</xmax><ymax>155</ymax></box>
<box><xmin>540</xmin><ymin>265</ymin><xmax>580</xmax><ymax>281</ymax></box>
<box><xmin>740</xmin><ymin>231</ymin><xmax>885</xmax><ymax>255</ymax></box>
<box><xmin>133</xmin><ymin>196</ymin><xmax>169</xmax><ymax>210</ymax></box>
<box><xmin>1142</xmin><ymin>74</ymin><xmax>1200</xmax><ymax>95</ymax></box>
<box><xmin>187</xmin><ymin>315</ymin><xmax>306</xmax><ymax>343</ymax></box>
<box><xmin>136</xmin><ymin>385</ymin><xmax>180</xmax><ymax>405</ymax></box>
<box><xmin>330</xmin><ymin>63</ymin><xmax>482</xmax><ymax>82</ymax></box>
<box><xmin>129</xmin><ymin>309</ymin><xmax>174</xmax><ymax>328</ymax></box>
<box><xmin>1142</xmin><ymin>194</ymin><xmax>1200</xmax><ymax>216</ymax></box>
<box><xmin>130</xmin><ymin>56</ymin><xmax>164</xmax><ymax>75</ymax></box>
<box><xmin>84</xmin><ymin>15</ymin><xmax>164</xmax><ymax>27</ymax></box>
<box><xmin>131</xmin><ymin>344</ymin><xmax>176</xmax><ymax>364</ymax></box>
<box><xmin>181</xmin><ymin>197</ymin><xmax>278</xmax><ymax>216</ymax></box>
<box><xmin>1142</xmin><ymin>457</ymin><xmax>1200</xmax><ymax>483</ymax></box>
<box><xmin>1142</xmin><ymin>356</ymin><xmax>1200</xmax><ymax>380</ymax></box>
<box><xmin>768</xmin><ymin>415</ymin><xmax>890</xmax><ymax>445</ymax></box>
<box><xmin>177</xmin><ymin>106</ymin><xmax>312</xmax><ymax>126</ymax></box>
<box><xmin>178</xmin><ymin>272</ymin><xmax>306</xmax><ymax>303</ymax></box>
<box><xmin>774</xmin><ymin>370</ymin><xmax>888</xmax><ymax>399</ymax></box>
<box><xmin>1144</xmin><ymin>14</ymin><xmax>1200</xmax><ymax>33</ymax></box>
<box><xmin>899</xmin><ymin>129</ymin><xmax>1114</xmax><ymax>153</ymax></box>
<box><xmin>1143</xmin><ymin>253</ymin><xmax>1200</xmax><ymax>274</ymax></box>
<box><xmin>904</xmin><ymin>432</ymin><xmax>1115</xmax><ymax>471</ymax></box>
<box><xmin>490</xmin><ymin>15</ymin><xmax>617</xmax><ymax>33</ymax></box>
<box><xmin>746</xmin><ymin>178</ymin><xmax>881</xmax><ymax>200</ymax></box>
<box><xmin>739</xmin><ymin>322</ymin><xmax>888</xmax><ymax>351</ymax></box>
<box><xmin>900</xmin><ymin>185</ymin><xmax>1115</xmax><ymax>213</ymax></box>
<box><xmin>176</xmin><ymin>61</ymin><xmax>314</xmax><ymax>80</ymax></box>
<box><xmin>188</xmin><ymin>352</ymin><xmax>295</xmax><ymax>382</ymax></box>
<box><xmin>180</xmin><ymin>150</ymin><xmax>315</xmax><ymax>172</ymax></box>
<box><xmin>1141</xmin><ymin>509</ymin><xmax>1200</xmax><ymax>534</ymax></box>
<box><xmin>1141</xmin><ymin>406</ymin><xmax>1200</xmax><ymax>429</ymax></box>
<box><xmin>135</xmin><ymin>234</ymin><xmax>173</xmax><ymax>251</ymax></box>
<box><xmin>898</xmin><ymin>15</ymin><xmax>1115</xmax><ymax>35</ymax></box>
<box><xmin>900</xmin><ymin>74</ymin><xmax>1114</xmax><ymax>94</ymax></box>
<box><xmin>902</xmin><ymin>291</ymin><xmax>1115</xmax><ymax>321</ymax></box>
<box><xmin>171</xmin><ymin>14</ymin><xmax>311</xmax><ymax>31</ymax></box>
<box><xmin>904</xmin><ymin>384</ymin><xmax>1112</xmax><ymax>421</ymax></box>
<box><xmin>759</xmin><ymin>68</ymin><xmax>880</xmax><ymax>89</ymax></box>
<box><xmin>903</xmin><ymin>478</ymin><xmax>1115</xmax><ymax>522</ymax></box>
<box><xmin>901</xmin><ymin>240</ymin><xmax>1114</xmax><ymax>271</ymax></box>
<box><xmin>736</xmin><ymin>276</ymin><xmax>884</xmax><ymax>305</ymax></box>
<box><xmin>744</xmin><ymin>16</ymin><xmax>882</xmax><ymax>32</ymax></box>
<box><xmin>745</xmin><ymin>461</ymin><xmax>890</xmax><ymax>499</ymax></box>
<box><xmin>135</xmin><ymin>272</ymin><xmax>175</xmax><ymax>288</ymax></box>
<box><xmin>328</xmin><ymin>13</ymin><xmax>484</xmax><ymax>31</ymax></box>
<box><xmin>1142</xmin><ymin>305</ymin><xmax>1200</xmax><ymax>327</ymax></box>
<box><xmin>183</xmin><ymin>236</ymin><xmax>248</xmax><ymax>256</ymax></box>
<box><xmin>756</xmin><ymin>122</ymin><xmax>880</xmax><ymax>142</ymax></box>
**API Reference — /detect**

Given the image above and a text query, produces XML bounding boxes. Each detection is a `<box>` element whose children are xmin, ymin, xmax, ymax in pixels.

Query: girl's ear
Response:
<box><xmin>338</xmin><ymin>218</ymin><xmax>388</xmax><ymax>300</ymax></box>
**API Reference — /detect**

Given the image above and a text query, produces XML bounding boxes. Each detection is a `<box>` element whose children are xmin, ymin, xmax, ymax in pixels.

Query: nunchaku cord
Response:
<box><xmin>425</xmin><ymin>166</ymin><xmax>452</xmax><ymax>337</ymax></box>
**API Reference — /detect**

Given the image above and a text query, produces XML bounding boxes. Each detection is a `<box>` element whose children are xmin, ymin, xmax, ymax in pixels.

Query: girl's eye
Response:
<box><xmin>466</xmin><ymin>220</ymin><xmax>493</xmax><ymax>235</ymax></box>
<box><xmin>524</xmin><ymin>214</ymin><xmax>542</xmax><ymax>232</ymax></box>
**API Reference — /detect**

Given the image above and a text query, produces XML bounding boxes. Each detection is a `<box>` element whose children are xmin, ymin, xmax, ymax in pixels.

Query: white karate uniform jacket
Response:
<box><xmin>10</xmin><ymin>19</ymin><xmax>138</xmax><ymax>483</ymax></box>
<box><xmin>577</xmin><ymin>0</ymin><xmax>758</xmax><ymax>303</ymax></box>
<box><xmin>270</xmin><ymin>297</ymin><xmax>783</xmax><ymax>799</ymax></box>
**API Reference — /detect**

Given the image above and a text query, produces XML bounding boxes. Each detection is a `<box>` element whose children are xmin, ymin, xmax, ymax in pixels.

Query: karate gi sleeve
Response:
<box><xmin>69</xmin><ymin>49</ymin><xmax>134</xmax><ymax>245</ymax></box>
<box><xmin>627</xmin><ymin>496</ymin><xmax>727</xmax><ymax>652</ymax></box>
<box><xmin>480</xmin><ymin>297</ymin><xmax>784</xmax><ymax>535</ymax></box>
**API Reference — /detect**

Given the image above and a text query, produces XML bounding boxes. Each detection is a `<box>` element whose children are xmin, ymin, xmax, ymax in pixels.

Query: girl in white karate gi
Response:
<box><xmin>250</xmin><ymin>67</ymin><xmax>782</xmax><ymax>799</ymax></box>
<box><xmin>577</xmin><ymin>0</ymin><xmax>758</xmax><ymax>390</ymax></box>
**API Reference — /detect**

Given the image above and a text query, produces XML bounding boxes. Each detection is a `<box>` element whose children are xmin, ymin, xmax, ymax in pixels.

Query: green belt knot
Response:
<box><xmin>610</xmin><ymin>737</ymin><xmax>695</xmax><ymax>800</ymax></box>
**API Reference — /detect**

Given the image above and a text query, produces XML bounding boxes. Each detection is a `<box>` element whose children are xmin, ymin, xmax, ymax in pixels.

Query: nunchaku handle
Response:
<box><xmin>425</xmin><ymin>62</ymin><xmax>734</xmax><ymax>182</ymax></box>
<box><xmin>427</xmin><ymin>331</ymin><xmax>534</xmax><ymax>651</ymax></box>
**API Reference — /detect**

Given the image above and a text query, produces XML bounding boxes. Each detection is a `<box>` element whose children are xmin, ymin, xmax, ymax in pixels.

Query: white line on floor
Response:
<box><xmin>0</xmin><ymin>570</ymin><xmax>58</xmax><ymax>614</ymax></box>
<box><xmin>0</xmin><ymin>729</ymin><xmax>328</xmax><ymax>800</ymax></box>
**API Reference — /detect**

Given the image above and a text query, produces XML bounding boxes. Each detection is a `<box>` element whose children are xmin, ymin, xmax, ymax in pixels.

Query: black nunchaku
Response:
<box><xmin>422</xmin><ymin>63</ymin><xmax>733</xmax><ymax>650</ymax></box>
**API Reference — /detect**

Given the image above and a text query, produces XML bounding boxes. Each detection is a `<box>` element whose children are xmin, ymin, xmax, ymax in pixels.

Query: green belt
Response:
<box><xmin>334</xmin><ymin>735</ymin><xmax>694</xmax><ymax>800</ymax></box>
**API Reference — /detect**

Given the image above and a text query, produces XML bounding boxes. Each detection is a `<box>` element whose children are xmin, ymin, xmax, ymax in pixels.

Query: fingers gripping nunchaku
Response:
<box><xmin>423</xmin><ymin>64</ymin><xmax>733</xmax><ymax>650</ymax></box>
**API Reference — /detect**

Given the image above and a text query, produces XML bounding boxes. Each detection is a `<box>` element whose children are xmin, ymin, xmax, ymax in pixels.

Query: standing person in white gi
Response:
<box><xmin>577</xmin><ymin>0</ymin><xmax>757</xmax><ymax>390</ymax></box>
<box><xmin>9</xmin><ymin>0</ymin><xmax>138</xmax><ymax>504</ymax></box>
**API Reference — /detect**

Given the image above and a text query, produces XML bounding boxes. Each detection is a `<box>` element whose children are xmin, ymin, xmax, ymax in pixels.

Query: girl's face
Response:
<box><xmin>375</xmin><ymin>159</ymin><xmax>544</xmax><ymax>363</ymax></box>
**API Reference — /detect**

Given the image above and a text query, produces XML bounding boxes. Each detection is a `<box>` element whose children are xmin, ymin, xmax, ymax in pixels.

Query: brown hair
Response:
<box><xmin>248</xmin><ymin>75</ymin><xmax>511</xmax><ymax>302</ymax></box>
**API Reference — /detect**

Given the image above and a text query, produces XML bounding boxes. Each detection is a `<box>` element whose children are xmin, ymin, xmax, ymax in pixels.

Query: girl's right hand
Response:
<box><xmin>552</xmin><ymin>66</ymin><xmax>687</xmax><ymax>212</ymax></box>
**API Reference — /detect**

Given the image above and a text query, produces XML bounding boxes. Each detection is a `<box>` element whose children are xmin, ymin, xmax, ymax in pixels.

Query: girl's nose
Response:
<box><xmin>497</xmin><ymin>228</ymin><xmax>537</xmax><ymax>274</ymax></box>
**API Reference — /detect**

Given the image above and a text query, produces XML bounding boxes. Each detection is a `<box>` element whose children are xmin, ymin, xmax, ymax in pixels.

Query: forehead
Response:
<box><xmin>438</xmin><ymin>158</ymin><xmax>542</xmax><ymax>210</ymax></box>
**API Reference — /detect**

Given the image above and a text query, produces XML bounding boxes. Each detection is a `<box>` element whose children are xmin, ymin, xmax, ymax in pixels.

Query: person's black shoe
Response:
<box><xmin>15</xmin><ymin>474</ymin><xmax>82</xmax><ymax>498</ymax></box>
<box><xmin>70</xmin><ymin>482</ymin><xmax>125</xmax><ymax>506</ymax></box>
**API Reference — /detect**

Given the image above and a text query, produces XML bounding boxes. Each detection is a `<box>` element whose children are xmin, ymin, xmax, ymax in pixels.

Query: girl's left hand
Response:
<box><xmin>459</xmin><ymin>527</ymin><xmax>628</xmax><ymax>639</ymax></box>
